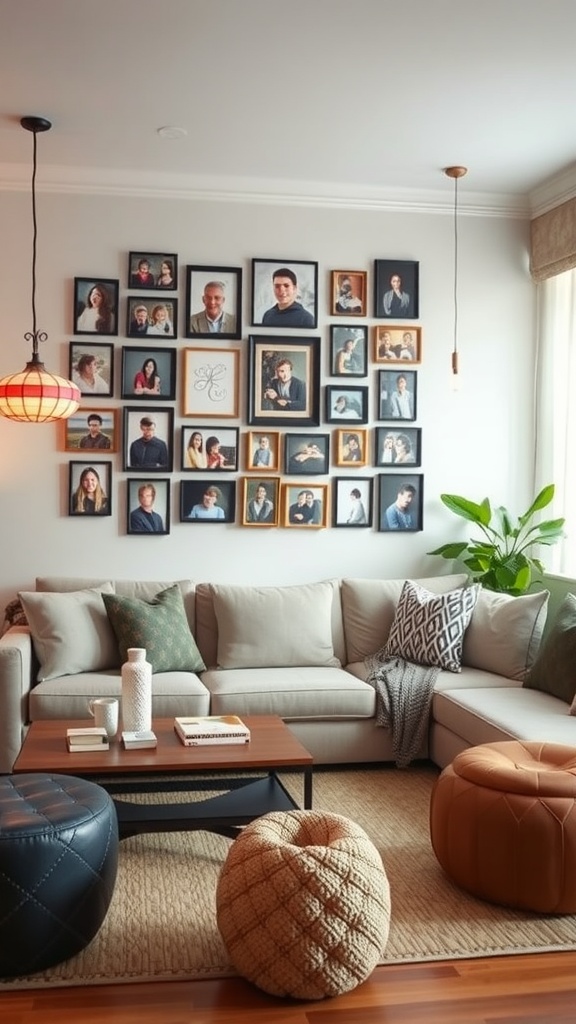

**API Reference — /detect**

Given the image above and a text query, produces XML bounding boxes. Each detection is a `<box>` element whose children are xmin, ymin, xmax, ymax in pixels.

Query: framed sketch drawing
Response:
<box><xmin>373</xmin><ymin>260</ymin><xmax>419</xmax><ymax>319</ymax></box>
<box><xmin>180</xmin><ymin>479</ymin><xmax>236</xmax><ymax>523</ymax></box>
<box><xmin>69</xmin><ymin>342</ymin><xmax>113</xmax><ymax>397</ymax></box>
<box><xmin>333</xmin><ymin>477</ymin><xmax>373</xmax><ymax>527</ymax></box>
<box><xmin>62</xmin><ymin>408</ymin><xmax>118</xmax><ymax>452</ymax></box>
<box><xmin>325</xmin><ymin>384</ymin><xmax>368</xmax><ymax>424</ymax></box>
<box><xmin>330</xmin><ymin>270</ymin><xmax>367</xmax><ymax>316</ymax></box>
<box><xmin>375</xmin><ymin>426</ymin><xmax>422</xmax><ymax>468</ymax></box>
<box><xmin>374</xmin><ymin>326</ymin><xmax>422</xmax><ymax>363</ymax></box>
<box><xmin>378</xmin><ymin>369</ymin><xmax>417</xmax><ymax>421</ymax></box>
<box><xmin>248</xmin><ymin>336</ymin><xmax>320</xmax><ymax>427</ymax></box>
<box><xmin>334</xmin><ymin>428</ymin><xmax>369</xmax><ymax>467</ymax></box>
<box><xmin>68</xmin><ymin>461</ymin><xmax>112</xmax><ymax>517</ymax></box>
<box><xmin>181</xmin><ymin>425</ymin><xmax>239</xmax><ymax>471</ymax></box>
<box><xmin>127</xmin><ymin>478</ymin><xmax>170</xmax><ymax>535</ymax></box>
<box><xmin>330</xmin><ymin>326</ymin><xmax>367</xmax><ymax>376</ymax></box>
<box><xmin>246</xmin><ymin>430</ymin><xmax>280</xmax><ymax>472</ymax></box>
<box><xmin>284</xmin><ymin>433</ymin><xmax>329</xmax><ymax>475</ymax></box>
<box><xmin>241</xmin><ymin>476</ymin><xmax>280</xmax><ymax>526</ymax></box>
<box><xmin>121</xmin><ymin>346</ymin><xmax>176</xmax><ymax>401</ymax></box>
<box><xmin>182</xmin><ymin>347</ymin><xmax>239</xmax><ymax>418</ymax></box>
<box><xmin>73</xmin><ymin>277</ymin><xmax>119</xmax><ymax>336</ymax></box>
<box><xmin>251</xmin><ymin>259</ymin><xmax>318</xmax><ymax>328</ymax></box>
<box><xmin>123</xmin><ymin>406</ymin><xmax>174</xmax><ymax>472</ymax></box>
<box><xmin>283</xmin><ymin>483</ymin><xmax>328</xmax><ymax>528</ymax></box>
<box><xmin>128</xmin><ymin>252</ymin><xmax>177</xmax><ymax>290</ymax></box>
<box><xmin>185</xmin><ymin>265</ymin><xmax>242</xmax><ymax>339</ymax></box>
<box><xmin>126</xmin><ymin>297</ymin><xmax>178</xmax><ymax>339</ymax></box>
<box><xmin>378</xmin><ymin>473</ymin><xmax>423</xmax><ymax>532</ymax></box>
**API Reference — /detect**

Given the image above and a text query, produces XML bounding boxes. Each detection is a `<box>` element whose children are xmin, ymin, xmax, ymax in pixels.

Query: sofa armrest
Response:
<box><xmin>0</xmin><ymin>626</ymin><xmax>33</xmax><ymax>774</ymax></box>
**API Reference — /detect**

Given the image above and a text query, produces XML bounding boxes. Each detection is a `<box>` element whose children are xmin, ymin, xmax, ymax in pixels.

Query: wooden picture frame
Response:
<box><xmin>251</xmin><ymin>259</ymin><xmax>318</xmax><ymax>328</ymax></box>
<box><xmin>374</xmin><ymin>325</ymin><xmax>422</xmax><ymax>364</ymax></box>
<box><xmin>282</xmin><ymin>483</ymin><xmax>328</xmax><ymax>528</ymax></box>
<box><xmin>373</xmin><ymin>260</ymin><xmax>419</xmax><ymax>319</ymax></box>
<box><xmin>121</xmin><ymin>346</ymin><xmax>176</xmax><ymax>401</ymax></box>
<box><xmin>126</xmin><ymin>296</ymin><xmax>178</xmax><ymax>339</ymax></box>
<box><xmin>284</xmin><ymin>432</ymin><xmax>329</xmax><ymax>475</ymax></box>
<box><xmin>241</xmin><ymin>476</ymin><xmax>280</xmax><ymax>526</ymax></box>
<box><xmin>325</xmin><ymin>384</ymin><xmax>368</xmax><ymax>424</ymax></box>
<box><xmin>182</xmin><ymin>347</ymin><xmax>240</xmax><ymax>418</ymax></box>
<box><xmin>375</xmin><ymin>426</ymin><xmax>422</xmax><ymax>468</ymax></box>
<box><xmin>333</xmin><ymin>477</ymin><xmax>373</xmax><ymax>528</ymax></box>
<box><xmin>68</xmin><ymin>460</ymin><xmax>112</xmax><ymax>517</ymax></box>
<box><xmin>181</xmin><ymin>425</ymin><xmax>239</xmax><ymax>471</ymax></box>
<box><xmin>69</xmin><ymin>341</ymin><xmax>114</xmax><ymax>397</ymax></box>
<box><xmin>330</xmin><ymin>325</ymin><xmax>368</xmax><ymax>376</ymax></box>
<box><xmin>245</xmin><ymin>430</ymin><xmax>281</xmax><ymax>472</ymax></box>
<box><xmin>334</xmin><ymin>428</ymin><xmax>369</xmax><ymax>467</ymax></box>
<box><xmin>378</xmin><ymin>473</ymin><xmax>423</xmax><ymax>532</ymax></box>
<box><xmin>123</xmin><ymin>406</ymin><xmax>174</xmax><ymax>472</ymax></box>
<box><xmin>248</xmin><ymin>335</ymin><xmax>320</xmax><ymax>427</ymax></box>
<box><xmin>330</xmin><ymin>270</ymin><xmax>367</xmax><ymax>317</ymax></box>
<box><xmin>73</xmin><ymin>277</ymin><xmax>119</xmax><ymax>336</ymax></box>
<box><xmin>126</xmin><ymin>478</ymin><xmax>170</xmax><ymax>535</ymax></box>
<box><xmin>128</xmin><ymin>252</ymin><xmax>178</xmax><ymax>291</ymax></box>
<box><xmin>185</xmin><ymin>265</ymin><xmax>242</xmax><ymax>340</ymax></box>
<box><xmin>62</xmin><ymin>407</ymin><xmax>118</xmax><ymax>453</ymax></box>
<box><xmin>179</xmin><ymin>479</ymin><xmax>236</xmax><ymax>523</ymax></box>
<box><xmin>377</xmin><ymin>369</ymin><xmax>417</xmax><ymax>421</ymax></box>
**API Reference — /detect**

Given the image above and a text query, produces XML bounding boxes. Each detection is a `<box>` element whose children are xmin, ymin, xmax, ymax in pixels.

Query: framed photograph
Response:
<box><xmin>73</xmin><ymin>277</ymin><xmax>119</xmax><ymax>336</ymax></box>
<box><xmin>62</xmin><ymin>407</ymin><xmax>118</xmax><ymax>453</ymax></box>
<box><xmin>246</xmin><ymin>430</ymin><xmax>280</xmax><ymax>472</ymax></box>
<box><xmin>182</xmin><ymin>347</ymin><xmax>239</xmax><ymax>418</ymax></box>
<box><xmin>185</xmin><ymin>265</ymin><xmax>242</xmax><ymax>339</ymax></box>
<box><xmin>121</xmin><ymin>346</ymin><xmax>176</xmax><ymax>401</ymax></box>
<box><xmin>181</xmin><ymin>425</ymin><xmax>239</xmax><ymax>471</ymax></box>
<box><xmin>333</xmin><ymin>477</ymin><xmax>373</xmax><ymax>528</ymax></box>
<box><xmin>334</xmin><ymin>428</ymin><xmax>369</xmax><ymax>467</ymax></box>
<box><xmin>128</xmin><ymin>252</ymin><xmax>178</xmax><ymax>291</ymax></box>
<box><xmin>330</xmin><ymin>326</ymin><xmax>367</xmax><ymax>377</ymax></box>
<box><xmin>68</xmin><ymin>460</ymin><xmax>112</xmax><ymax>517</ymax></box>
<box><xmin>373</xmin><ymin>260</ymin><xmax>419</xmax><ymax>319</ymax></box>
<box><xmin>126</xmin><ymin>296</ymin><xmax>178</xmax><ymax>339</ymax></box>
<box><xmin>375</xmin><ymin>426</ymin><xmax>422</xmax><ymax>468</ymax></box>
<box><xmin>374</xmin><ymin>325</ymin><xmax>422</xmax><ymax>364</ymax></box>
<box><xmin>123</xmin><ymin>406</ymin><xmax>174</xmax><ymax>472</ymax></box>
<box><xmin>251</xmin><ymin>259</ymin><xmax>318</xmax><ymax>328</ymax></box>
<box><xmin>69</xmin><ymin>341</ymin><xmax>114</xmax><ymax>397</ymax></box>
<box><xmin>325</xmin><ymin>384</ymin><xmax>368</xmax><ymax>424</ymax></box>
<box><xmin>180</xmin><ymin>479</ymin><xmax>236</xmax><ymax>524</ymax></box>
<box><xmin>241</xmin><ymin>476</ymin><xmax>280</xmax><ymax>526</ymax></box>
<box><xmin>330</xmin><ymin>270</ymin><xmax>367</xmax><ymax>317</ymax></box>
<box><xmin>283</xmin><ymin>483</ymin><xmax>328</xmax><ymax>528</ymax></box>
<box><xmin>378</xmin><ymin>369</ymin><xmax>417</xmax><ymax>421</ymax></box>
<box><xmin>378</xmin><ymin>473</ymin><xmax>423</xmax><ymax>532</ymax></box>
<box><xmin>248</xmin><ymin>336</ymin><xmax>320</xmax><ymax>427</ymax></box>
<box><xmin>284</xmin><ymin>432</ymin><xmax>329</xmax><ymax>475</ymax></box>
<box><xmin>127</xmin><ymin>478</ymin><xmax>170</xmax><ymax>535</ymax></box>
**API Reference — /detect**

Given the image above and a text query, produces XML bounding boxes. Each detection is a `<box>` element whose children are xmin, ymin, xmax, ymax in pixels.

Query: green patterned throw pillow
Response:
<box><xmin>103</xmin><ymin>585</ymin><xmax>205</xmax><ymax>674</ymax></box>
<box><xmin>385</xmin><ymin>579</ymin><xmax>480</xmax><ymax>673</ymax></box>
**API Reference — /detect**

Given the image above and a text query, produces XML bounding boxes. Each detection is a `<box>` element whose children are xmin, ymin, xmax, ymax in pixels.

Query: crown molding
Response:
<box><xmin>529</xmin><ymin>162</ymin><xmax>576</xmax><ymax>218</ymax></box>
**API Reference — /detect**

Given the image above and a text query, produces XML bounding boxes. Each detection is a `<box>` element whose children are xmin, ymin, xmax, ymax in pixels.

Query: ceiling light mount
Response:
<box><xmin>444</xmin><ymin>166</ymin><xmax>468</xmax><ymax>376</ymax></box>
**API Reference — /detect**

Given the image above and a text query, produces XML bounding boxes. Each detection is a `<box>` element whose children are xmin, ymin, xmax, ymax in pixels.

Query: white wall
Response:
<box><xmin>0</xmin><ymin>190</ymin><xmax>534</xmax><ymax>610</ymax></box>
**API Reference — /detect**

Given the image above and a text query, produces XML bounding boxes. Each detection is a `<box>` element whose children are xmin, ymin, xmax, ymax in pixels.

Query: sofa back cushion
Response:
<box><xmin>19</xmin><ymin>584</ymin><xmax>118</xmax><ymax>681</ymax></box>
<box><xmin>462</xmin><ymin>587</ymin><xmax>549</xmax><ymax>680</ymax></box>
<box><xmin>523</xmin><ymin>592</ymin><xmax>576</xmax><ymax>701</ymax></box>
<box><xmin>36</xmin><ymin>576</ymin><xmax>196</xmax><ymax>634</ymax></box>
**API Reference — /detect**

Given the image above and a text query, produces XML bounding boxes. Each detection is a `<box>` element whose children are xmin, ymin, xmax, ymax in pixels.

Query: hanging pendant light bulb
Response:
<box><xmin>444</xmin><ymin>165</ymin><xmax>467</xmax><ymax>377</ymax></box>
<box><xmin>0</xmin><ymin>117</ymin><xmax>80</xmax><ymax>422</ymax></box>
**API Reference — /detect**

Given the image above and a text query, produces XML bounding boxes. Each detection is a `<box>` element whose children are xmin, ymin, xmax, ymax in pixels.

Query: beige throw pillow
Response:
<box><xmin>462</xmin><ymin>588</ymin><xmax>549</xmax><ymax>680</ymax></box>
<box><xmin>19</xmin><ymin>584</ymin><xmax>118</xmax><ymax>681</ymax></box>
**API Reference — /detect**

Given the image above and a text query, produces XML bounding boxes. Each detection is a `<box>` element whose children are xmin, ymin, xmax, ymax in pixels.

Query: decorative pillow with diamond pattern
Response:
<box><xmin>385</xmin><ymin>579</ymin><xmax>480</xmax><ymax>673</ymax></box>
<box><xmin>103</xmin><ymin>584</ymin><xmax>205</xmax><ymax>674</ymax></box>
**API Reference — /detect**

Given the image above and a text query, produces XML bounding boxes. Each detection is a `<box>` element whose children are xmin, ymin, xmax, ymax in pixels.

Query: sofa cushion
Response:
<box><xmin>523</xmin><ymin>592</ymin><xmax>576</xmax><ymax>704</ymax></box>
<box><xmin>211</xmin><ymin>581</ymin><xmax>340</xmax><ymax>669</ymax></box>
<box><xmin>462</xmin><ymin>588</ymin><xmax>549</xmax><ymax>681</ymax></box>
<box><xmin>385</xmin><ymin>580</ymin><xmax>479</xmax><ymax>673</ymax></box>
<box><xmin>36</xmin><ymin>576</ymin><xmax>196</xmax><ymax>634</ymax></box>
<box><xmin>103</xmin><ymin>585</ymin><xmax>205</xmax><ymax>674</ymax></box>
<box><xmin>18</xmin><ymin>584</ymin><xmax>118</xmax><ymax>681</ymax></box>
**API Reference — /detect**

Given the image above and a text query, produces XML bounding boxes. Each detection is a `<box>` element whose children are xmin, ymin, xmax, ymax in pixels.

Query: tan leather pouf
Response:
<box><xmin>215</xmin><ymin>809</ymin><xmax>391</xmax><ymax>1000</ymax></box>
<box><xmin>430</xmin><ymin>740</ymin><xmax>576</xmax><ymax>913</ymax></box>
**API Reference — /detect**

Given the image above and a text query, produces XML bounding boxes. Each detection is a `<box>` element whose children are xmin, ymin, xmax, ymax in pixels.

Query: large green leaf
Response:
<box><xmin>426</xmin><ymin>542</ymin><xmax>468</xmax><ymax>559</ymax></box>
<box><xmin>518</xmin><ymin>484</ymin><xmax>555</xmax><ymax>526</ymax></box>
<box><xmin>440</xmin><ymin>494</ymin><xmax>491</xmax><ymax>526</ymax></box>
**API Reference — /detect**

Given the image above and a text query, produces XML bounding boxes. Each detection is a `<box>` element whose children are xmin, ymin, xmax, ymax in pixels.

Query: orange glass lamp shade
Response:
<box><xmin>0</xmin><ymin>355</ymin><xmax>80</xmax><ymax>423</ymax></box>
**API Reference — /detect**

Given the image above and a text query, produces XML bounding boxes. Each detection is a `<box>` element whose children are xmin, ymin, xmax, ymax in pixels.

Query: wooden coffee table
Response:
<box><xmin>13</xmin><ymin>715</ymin><xmax>313</xmax><ymax>840</ymax></box>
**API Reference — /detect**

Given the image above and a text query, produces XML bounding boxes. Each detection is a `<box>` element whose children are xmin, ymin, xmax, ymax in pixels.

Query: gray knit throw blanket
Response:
<box><xmin>365</xmin><ymin>652</ymin><xmax>441</xmax><ymax>768</ymax></box>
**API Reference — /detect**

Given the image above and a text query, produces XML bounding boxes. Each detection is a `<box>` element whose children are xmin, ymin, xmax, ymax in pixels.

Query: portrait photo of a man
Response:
<box><xmin>185</xmin><ymin>265</ymin><xmax>242</xmax><ymax>339</ymax></box>
<box><xmin>251</xmin><ymin>259</ymin><xmax>318</xmax><ymax>328</ymax></box>
<box><xmin>248</xmin><ymin>336</ymin><xmax>320</xmax><ymax>427</ymax></box>
<box><xmin>378</xmin><ymin>473</ymin><xmax>423</xmax><ymax>532</ymax></box>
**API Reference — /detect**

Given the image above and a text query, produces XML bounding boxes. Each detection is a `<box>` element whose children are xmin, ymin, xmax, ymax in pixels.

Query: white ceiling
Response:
<box><xmin>1</xmin><ymin>0</ymin><xmax>576</xmax><ymax>215</ymax></box>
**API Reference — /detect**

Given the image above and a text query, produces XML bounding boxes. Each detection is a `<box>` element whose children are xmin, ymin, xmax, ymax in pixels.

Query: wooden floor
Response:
<box><xmin>1</xmin><ymin>951</ymin><xmax>576</xmax><ymax>1023</ymax></box>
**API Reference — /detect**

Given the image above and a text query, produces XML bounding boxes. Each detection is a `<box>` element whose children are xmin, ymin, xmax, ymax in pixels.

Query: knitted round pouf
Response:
<box><xmin>216</xmin><ymin>809</ymin><xmax>391</xmax><ymax>1000</ymax></box>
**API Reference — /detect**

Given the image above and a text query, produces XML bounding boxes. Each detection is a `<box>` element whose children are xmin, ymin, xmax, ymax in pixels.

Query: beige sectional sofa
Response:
<box><xmin>0</xmin><ymin>572</ymin><xmax>571</xmax><ymax>776</ymax></box>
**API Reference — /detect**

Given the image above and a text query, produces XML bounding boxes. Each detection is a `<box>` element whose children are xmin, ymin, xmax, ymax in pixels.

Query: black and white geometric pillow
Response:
<box><xmin>385</xmin><ymin>580</ymin><xmax>480</xmax><ymax>673</ymax></box>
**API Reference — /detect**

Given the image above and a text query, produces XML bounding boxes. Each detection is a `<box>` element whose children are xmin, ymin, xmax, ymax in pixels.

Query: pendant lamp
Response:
<box><xmin>0</xmin><ymin>117</ymin><xmax>80</xmax><ymax>422</ymax></box>
<box><xmin>444</xmin><ymin>165</ymin><xmax>467</xmax><ymax>376</ymax></box>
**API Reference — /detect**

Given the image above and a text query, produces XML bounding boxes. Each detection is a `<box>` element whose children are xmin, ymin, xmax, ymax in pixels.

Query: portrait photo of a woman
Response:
<box><xmin>74</xmin><ymin>278</ymin><xmax>118</xmax><ymax>336</ymax></box>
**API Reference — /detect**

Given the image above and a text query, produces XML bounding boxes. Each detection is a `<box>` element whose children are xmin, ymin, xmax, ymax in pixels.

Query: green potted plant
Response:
<box><xmin>428</xmin><ymin>483</ymin><xmax>565</xmax><ymax>596</ymax></box>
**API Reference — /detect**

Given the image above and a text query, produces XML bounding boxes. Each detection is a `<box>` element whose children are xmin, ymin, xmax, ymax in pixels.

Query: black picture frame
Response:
<box><xmin>374</xmin><ymin>426</ymin><xmax>422</xmax><ymax>468</ymax></box>
<box><xmin>123</xmin><ymin>406</ymin><xmax>174</xmax><ymax>472</ymax></box>
<box><xmin>378</xmin><ymin>473</ymin><xmax>423</xmax><ymax>532</ymax></box>
<box><xmin>128</xmin><ymin>252</ymin><xmax>178</xmax><ymax>291</ymax></box>
<box><xmin>248</xmin><ymin>335</ymin><xmax>320</xmax><ymax>427</ymax></box>
<box><xmin>251</xmin><ymin>258</ymin><xmax>318</xmax><ymax>328</ymax></box>
<box><xmin>377</xmin><ymin>369</ymin><xmax>418</xmax><ymax>422</ymax></box>
<box><xmin>62</xmin><ymin>407</ymin><xmax>118</xmax><ymax>453</ymax></box>
<box><xmin>330</xmin><ymin>326</ymin><xmax>367</xmax><ymax>377</ymax></box>
<box><xmin>185</xmin><ymin>265</ymin><xmax>242</xmax><ymax>340</ymax></box>
<box><xmin>179</xmin><ymin>479</ymin><xmax>236</xmax><ymax>524</ymax></box>
<box><xmin>373</xmin><ymin>260</ymin><xmax>419</xmax><ymax>319</ymax></box>
<box><xmin>181</xmin><ymin>425</ymin><xmax>239</xmax><ymax>472</ymax></box>
<box><xmin>69</xmin><ymin>341</ymin><xmax>114</xmax><ymax>397</ymax></box>
<box><xmin>333</xmin><ymin>477</ymin><xmax>373</xmax><ymax>528</ymax></box>
<box><xmin>121</xmin><ymin>346</ymin><xmax>176</xmax><ymax>401</ymax></box>
<box><xmin>284</xmin><ymin>432</ymin><xmax>329</xmax><ymax>475</ymax></box>
<box><xmin>126</xmin><ymin>296</ymin><xmax>178</xmax><ymax>339</ymax></box>
<box><xmin>325</xmin><ymin>384</ymin><xmax>368</xmax><ymax>424</ymax></box>
<box><xmin>74</xmin><ymin>278</ymin><xmax>119</xmax><ymax>337</ymax></box>
<box><xmin>126</xmin><ymin>478</ymin><xmax>170</xmax><ymax>535</ymax></box>
<box><xmin>68</xmin><ymin>460</ymin><xmax>112</xmax><ymax>517</ymax></box>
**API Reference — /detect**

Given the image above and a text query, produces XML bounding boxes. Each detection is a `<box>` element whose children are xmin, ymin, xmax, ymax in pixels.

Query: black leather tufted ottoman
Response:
<box><xmin>0</xmin><ymin>773</ymin><xmax>118</xmax><ymax>978</ymax></box>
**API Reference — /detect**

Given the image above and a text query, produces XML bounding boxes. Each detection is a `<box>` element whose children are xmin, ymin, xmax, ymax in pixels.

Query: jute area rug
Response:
<box><xmin>4</xmin><ymin>764</ymin><xmax>576</xmax><ymax>990</ymax></box>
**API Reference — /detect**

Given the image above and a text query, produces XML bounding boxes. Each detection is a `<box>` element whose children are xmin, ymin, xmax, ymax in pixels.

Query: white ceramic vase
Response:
<box><xmin>121</xmin><ymin>648</ymin><xmax>152</xmax><ymax>732</ymax></box>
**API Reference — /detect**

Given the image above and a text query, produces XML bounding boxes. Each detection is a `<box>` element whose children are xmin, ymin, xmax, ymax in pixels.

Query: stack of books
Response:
<box><xmin>67</xmin><ymin>727</ymin><xmax>109</xmax><ymax>752</ymax></box>
<box><xmin>174</xmin><ymin>715</ymin><xmax>250</xmax><ymax>746</ymax></box>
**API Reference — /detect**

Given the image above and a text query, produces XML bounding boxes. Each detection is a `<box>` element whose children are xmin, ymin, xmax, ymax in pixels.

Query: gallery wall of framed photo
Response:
<box><xmin>65</xmin><ymin>253</ymin><xmax>425</xmax><ymax>535</ymax></box>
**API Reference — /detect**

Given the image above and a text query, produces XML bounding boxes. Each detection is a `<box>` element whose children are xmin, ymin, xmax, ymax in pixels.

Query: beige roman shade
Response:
<box><xmin>530</xmin><ymin>196</ymin><xmax>576</xmax><ymax>282</ymax></box>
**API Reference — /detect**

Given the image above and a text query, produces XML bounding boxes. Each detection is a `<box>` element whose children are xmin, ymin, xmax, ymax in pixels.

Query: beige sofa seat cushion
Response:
<box><xmin>462</xmin><ymin>588</ymin><xmax>549</xmax><ymax>680</ymax></box>
<box><xmin>433</xmin><ymin>686</ymin><xmax>576</xmax><ymax>750</ymax></box>
<box><xmin>202</xmin><ymin>666</ymin><xmax>376</xmax><ymax>720</ymax></box>
<box><xmin>349</xmin><ymin>661</ymin><xmax>520</xmax><ymax>691</ymax></box>
<box><xmin>29</xmin><ymin>669</ymin><xmax>210</xmax><ymax>722</ymax></box>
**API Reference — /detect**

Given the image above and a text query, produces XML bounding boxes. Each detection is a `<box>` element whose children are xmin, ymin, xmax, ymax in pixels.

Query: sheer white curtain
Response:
<box><xmin>534</xmin><ymin>270</ymin><xmax>576</xmax><ymax>575</ymax></box>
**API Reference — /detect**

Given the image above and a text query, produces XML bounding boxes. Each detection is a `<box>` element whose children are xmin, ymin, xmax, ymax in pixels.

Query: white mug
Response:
<box><xmin>88</xmin><ymin>697</ymin><xmax>119</xmax><ymax>739</ymax></box>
